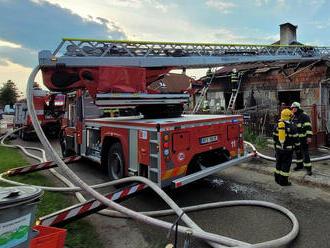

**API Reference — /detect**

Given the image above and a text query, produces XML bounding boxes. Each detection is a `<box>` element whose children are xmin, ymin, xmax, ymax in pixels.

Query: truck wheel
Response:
<box><xmin>108</xmin><ymin>143</ymin><xmax>125</xmax><ymax>180</ymax></box>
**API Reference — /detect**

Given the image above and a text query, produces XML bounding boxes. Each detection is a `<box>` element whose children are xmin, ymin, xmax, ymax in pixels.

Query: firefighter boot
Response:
<box><xmin>306</xmin><ymin>167</ymin><xmax>313</xmax><ymax>176</ymax></box>
<box><xmin>293</xmin><ymin>163</ymin><xmax>304</xmax><ymax>171</ymax></box>
<box><xmin>279</xmin><ymin>175</ymin><xmax>292</xmax><ymax>186</ymax></box>
<box><xmin>274</xmin><ymin>172</ymin><xmax>280</xmax><ymax>184</ymax></box>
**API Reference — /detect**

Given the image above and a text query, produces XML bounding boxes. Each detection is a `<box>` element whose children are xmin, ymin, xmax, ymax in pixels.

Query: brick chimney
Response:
<box><xmin>280</xmin><ymin>23</ymin><xmax>297</xmax><ymax>45</ymax></box>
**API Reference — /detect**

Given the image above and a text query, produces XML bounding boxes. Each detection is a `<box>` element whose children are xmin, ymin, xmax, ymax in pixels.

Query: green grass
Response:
<box><xmin>243</xmin><ymin>127</ymin><xmax>267</xmax><ymax>148</ymax></box>
<box><xmin>0</xmin><ymin>146</ymin><xmax>104</xmax><ymax>248</ymax></box>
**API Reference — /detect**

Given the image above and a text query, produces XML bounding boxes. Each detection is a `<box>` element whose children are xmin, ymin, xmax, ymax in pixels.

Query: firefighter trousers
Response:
<box><xmin>232</xmin><ymin>83</ymin><xmax>238</xmax><ymax>93</ymax></box>
<box><xmin>295</xmin><ymin>140</ymin><xmax>311</xmax><ymax>170</ymax></box>
<box><xmin>275</xmin><ymin>149</ymin><xmax>293</xmax><ymax>185</ymax></box>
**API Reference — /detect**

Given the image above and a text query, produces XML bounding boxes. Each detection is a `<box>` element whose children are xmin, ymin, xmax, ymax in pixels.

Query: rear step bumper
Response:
<box><xmin>172</xmin><ymin>152</ymin><xmax>255</xmax><ymax>188</ymax></box>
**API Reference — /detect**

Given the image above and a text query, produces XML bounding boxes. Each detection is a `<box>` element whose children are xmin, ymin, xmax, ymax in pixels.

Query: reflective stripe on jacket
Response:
<box><xmin>292</xmin><ymin>109</ymin><xmax>312</xmax><ymax>139</ymax></box>
<box><xmin>231</xmin><ymin>73</ymin><xmax>238</xmax><ymax>83</ymax></box>
<box><xmin>273</xmin><ymin>120</ymin><xmax>300</xmax><ymax>151</ymax></box>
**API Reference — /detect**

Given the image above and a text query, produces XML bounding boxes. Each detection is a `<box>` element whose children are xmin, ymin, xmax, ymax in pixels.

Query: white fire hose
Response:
<box><xmin>0</xmin><ymin>66</ymin><xmax>306</xmax><ymax>247</ymax></box>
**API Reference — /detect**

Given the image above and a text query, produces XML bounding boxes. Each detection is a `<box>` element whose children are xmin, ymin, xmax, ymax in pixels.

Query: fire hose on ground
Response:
<box><xmin>0</xmin><ymin>128</ymin><xmax>299</xmax><ymax>248</ymax></box>
<box><xmin>8</xmin><ymin>65</ymin><xmax>330</xmax><ymax>247</ymax></box>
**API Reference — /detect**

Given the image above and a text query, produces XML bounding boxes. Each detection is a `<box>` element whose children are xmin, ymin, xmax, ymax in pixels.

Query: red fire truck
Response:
<box><xmin>55</xmin><ymin>88</ymin><xmax>247</xmax><ymax>188</ymax></box>
<box><xmin>40</xmin><ymin>38</ymin><xmax>319</xmax><ymax>188</ymax></box>
<box><xmin>14</xmin><ymin>89</ymin><xmax>65</xmax><ymax>140</ymax></box>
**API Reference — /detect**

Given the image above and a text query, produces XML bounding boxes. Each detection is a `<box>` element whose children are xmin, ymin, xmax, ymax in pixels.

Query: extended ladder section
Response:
<box><xmin>95</xmin><ymin>93</ymin><xmax>189</xmax><ymax>106</ymax></box>
<box><xmin>192</xmin><ymin>70</ymin><xmax>217</xmax><ymax>113</ymax></box>
<box><xmin>39</xmin><ymin>38</ymin><xmax>330</xmax><ymax>68</ymax></box>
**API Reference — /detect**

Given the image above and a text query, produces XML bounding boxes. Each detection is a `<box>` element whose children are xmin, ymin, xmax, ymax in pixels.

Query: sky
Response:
<box><xmin>0</xmin><ymin>0</ymin><xmax>330</xmax><ymax>96</ymax></box>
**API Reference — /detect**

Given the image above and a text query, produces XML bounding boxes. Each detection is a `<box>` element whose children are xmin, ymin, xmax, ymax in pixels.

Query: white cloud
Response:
<box><xmin>205</xmin><ymin>0</ymin><xmax>236</xmax><ymax>14</ymax></box>
<box><xmin>311</xmin><ymin>20</ymin><xmax>330</xmax><ymax>30</ymax></box>
<box><xmin>212</xmin><ymin>28</ymin><xmax>245</xmax><ymax>43</ymax></box>
<box><xmin>307</xmin><ymin>0</ymin><xmax>325</xmax><ymax>9</ymax></box>
<box><xmin>264</xmin><ymin>34</ymin><xmax>280</xmax><ymax>42</ymax></box>
<box><xmin>0</xmin><ymin>40</ymin><xmax>21</xmax><ymax>48</ymax></box>
<box><xmin>276</xmin><ymin>0</ymin><xmax>286</xmax><ymax>5</ymax></box>
<box><xmin>254</xmin><ymin>0</ymin><xmax>271</xmax><ymax>6</ymax></box>
<box><xmin>102</xmin><ymin>0</ymin><xmax>173</xmax><ymax>12</ymax></box>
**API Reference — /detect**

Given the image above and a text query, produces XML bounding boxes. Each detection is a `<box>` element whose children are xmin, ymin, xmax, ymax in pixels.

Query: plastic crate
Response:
<box><xmin>30</xmin><ymin>225</ymin><xmax>66</xmax><ymax>248</ymax></box>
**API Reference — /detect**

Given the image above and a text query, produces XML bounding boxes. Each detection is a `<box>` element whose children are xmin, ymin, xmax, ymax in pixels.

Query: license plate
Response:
<box><xmin>200</xmin><ymin>135</ymin><xmax>218</xmax><ymax>145</ymax></box>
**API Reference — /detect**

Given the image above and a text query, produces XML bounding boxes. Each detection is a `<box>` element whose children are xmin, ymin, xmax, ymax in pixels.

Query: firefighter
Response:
<box><xmin>202</xmin><ymin>100</ymin><xmax>210</xmax><ymax>113</ymax></box>
<box><xmin>273</xmin><ymin>108</ymin><xmax>300</xmax><ymax>186</ymax></box>
<box><xmin>215</xmin><ymin>102</ymin><xmax>221</xmax><ymax>113</ymax></box>
<box><xmin>291</xmin><ymin>102</ymin><xmax>313</xmax><ymax>175</ymax></box>
<box><xmin>231</xmin><ymin>68</ymin><xmax>239</xmax><ymax>94</ymax></box>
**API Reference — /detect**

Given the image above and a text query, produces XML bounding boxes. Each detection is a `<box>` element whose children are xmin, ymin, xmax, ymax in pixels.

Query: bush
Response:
<box><xmin>243</xmin><ymin>127</ymin><xmax>267</xmax><ymax>148</ymax></box>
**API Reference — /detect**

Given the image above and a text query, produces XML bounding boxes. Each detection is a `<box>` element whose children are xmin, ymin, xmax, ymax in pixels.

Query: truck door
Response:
<box><xmin>64</xmin><ymin>93</ymin><xmax>77</xmax><ymax>154</ymax></box>
<box><xmin>66</xmin><ymin>90</ymin><xmax>84</xmax><ymax>155</ymax></box>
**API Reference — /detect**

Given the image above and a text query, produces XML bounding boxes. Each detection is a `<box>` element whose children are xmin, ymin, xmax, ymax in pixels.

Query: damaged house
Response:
<box><xmin>202</xmin><ymin>23</ymin><xmax>330</xmax><ymax>147</ymax></box>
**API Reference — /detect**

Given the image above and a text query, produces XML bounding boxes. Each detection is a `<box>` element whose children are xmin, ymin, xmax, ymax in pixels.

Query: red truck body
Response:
<box><xmin>14</xmin><ymin>90</ymin><xmax>65</xmax><ymax>139</ymax></box>
<box><xmin>60</xmin><ymin>89</ymin><xmax>249</xmax><ymax>188</ymax></box>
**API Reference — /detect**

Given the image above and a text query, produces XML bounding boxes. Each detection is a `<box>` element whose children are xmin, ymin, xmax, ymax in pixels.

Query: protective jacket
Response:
<box><xmin>292</xmin><ymin>108</ymin><xmax>312</xmax><ymax>171</ymax></box>
<box><xmin>291</xmin><ymin>109</ymin><xmax>312</xmax><ymax>139</ymax></box>
<box><xmin>273</xmin><ymin>120</ymin><xmax>300</xmax><ymax>151</ymax></box>
<box><xmin>231</xmin><ymin>72</ymin><xmax>239</xmax><ymax>92</ymax></box>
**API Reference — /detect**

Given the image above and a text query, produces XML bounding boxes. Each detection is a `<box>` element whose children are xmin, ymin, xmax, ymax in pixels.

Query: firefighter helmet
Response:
<box><xmin>291</xmin><ymin>102</ymin><xmax>300</xmax><ymax>109</ymax></box>
<box><xmin>281</xmin><ymin>108</ymin><xmax>292</xmax><ymax>121</ymax></box>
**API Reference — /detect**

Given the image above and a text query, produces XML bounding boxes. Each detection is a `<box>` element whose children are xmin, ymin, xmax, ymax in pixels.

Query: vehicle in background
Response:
<box><xmin>14</xmin><ymin>89</ymin><xmax>65</xmax><ymax>140</ymax></box>
<box><xmin>4</xmin><ymin>105</ymin><xmax>15</xmax><ymax>115</ymax></box>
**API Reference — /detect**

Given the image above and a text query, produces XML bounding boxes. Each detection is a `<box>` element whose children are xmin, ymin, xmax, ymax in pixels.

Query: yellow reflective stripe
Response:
<box><xmin>296</xmin><ymin>159</ymin><xmax>303</xmax><ymax>163</ymax></box>
<box><xmin>273</xmin><ymin>132</ymin><xmax>278</xmax><ymax>136</ymax></box>
<box><xmin>293</xmin><ymin>134</ymin><xmax>298</xmax><ymax>137</ymax></box>
<box><xmin>295</xmin><ymin>143</ymin><xmax>300</xmax><ymax>146</ymax></box>
<box><xmin>303</xmin><ymin>122</ymin><xmax>311</xmax><ymax>127</ymax></box>
<box><xmin>61</xmin><ymin>38</ymin><xmax>321</xmax><ymax>47</ymax></box>
<box><xmin>304</xmin><ymin>163</ymin><xmax>312</xmax><ymax>167</ymax></box>
<box><xmin>274</xmin><ymin>169</ymin><xmax>281</xmax><ymax>174</ymax></box>
<box><xmin>306</xmin><ymin>131</ymin><xmax>313</xmax><ymax>135</ymax></box>
<box><xmin>276</xmin><ymin>145</ymin><xmax>292</xmax><ymax>149</ymax></box>
<box><xmin>280</xmin><ymin>171</ymin><xmax>290</xmax><ymax>176</ymax></box>
<box><xmin>296</xmin><ymin>123</ymin><xmax>302</xmax><ymax>127</ymax></box>
<box><xmin>299</xmin><ymin>134</ymin><xmax>306</xmax><ymax>137</ymax></box>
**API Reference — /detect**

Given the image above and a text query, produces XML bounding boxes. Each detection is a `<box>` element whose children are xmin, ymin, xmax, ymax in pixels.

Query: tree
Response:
<box><xmin>0</xmin><ymin>80</ymin><xmax>20</xmax><ymax>108</ymax></box>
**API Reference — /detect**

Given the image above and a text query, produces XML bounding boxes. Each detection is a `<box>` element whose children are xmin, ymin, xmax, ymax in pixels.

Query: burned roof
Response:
<box><xmin>200</xmin><ymin>59</ymin><xmax>322</xmax><ymax>80</ymax></box>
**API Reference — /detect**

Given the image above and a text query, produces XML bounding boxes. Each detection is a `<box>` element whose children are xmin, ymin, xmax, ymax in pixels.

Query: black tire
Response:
<box><xmin>108</xmin><ymin>142</ymin><xmax>125</xmax><ymax>181</ymax></box>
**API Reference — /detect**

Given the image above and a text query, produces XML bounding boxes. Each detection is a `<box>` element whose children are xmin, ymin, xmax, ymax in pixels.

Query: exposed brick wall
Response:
<box><xmin>241</xmin><ymin>65</ymin><xmax>327</xmax><ymax>91</ymax></box>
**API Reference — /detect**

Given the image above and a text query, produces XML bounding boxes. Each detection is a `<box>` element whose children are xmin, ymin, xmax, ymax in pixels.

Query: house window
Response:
<box><xmin>278</xmin><ymin>91</ymin><xmax>300</xmax><ymax>107</ymax></box>
<box><xmin>224</xmin><ymin>92</ymin><xmax>244</xmax><ymax>110</ymax></box>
